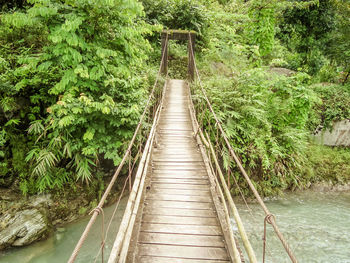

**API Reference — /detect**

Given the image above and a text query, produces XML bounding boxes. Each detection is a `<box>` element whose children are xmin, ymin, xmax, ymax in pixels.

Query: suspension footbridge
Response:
<box><xmin>68</xmin><ymin>30</ymin><xmax>297</xmax><ymax>263</ymax></box>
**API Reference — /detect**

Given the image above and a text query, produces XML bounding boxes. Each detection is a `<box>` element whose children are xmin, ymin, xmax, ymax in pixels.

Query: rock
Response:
<box><xmin>312</xmin><ymin>119</ymin><xmax>350</xmax><ymax>146</ymax></box>
<box><xmin>30</xmin><ymin>194</ymin><xmax>53</xmax><ymax>208</ymax></box>
<box><xmin>0</xmin><ymin>209</ymin><xmax>48</xmax><ymax>249</ymax></box>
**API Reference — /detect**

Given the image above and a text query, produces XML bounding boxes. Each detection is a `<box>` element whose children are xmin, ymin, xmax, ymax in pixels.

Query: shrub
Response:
<box><xmin>141</xmin><ymin>0</ymin><xmax>208</xmax><ymax>38</ymax></box>
<box><xmin>0</xmin><ymin>0</ymin><xmax>152</xmax><ymax>193</ymax></box>
<box><xmin>193</xmin><ymin>68</ymin><xmax>316</xmax><ymax>195</ymax></box>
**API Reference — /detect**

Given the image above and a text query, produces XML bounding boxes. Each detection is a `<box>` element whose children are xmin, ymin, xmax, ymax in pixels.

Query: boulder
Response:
<box><xmin>0</xmin><ymin>209</ymin><xmax>48</xmax><ymax>249</ymax></box>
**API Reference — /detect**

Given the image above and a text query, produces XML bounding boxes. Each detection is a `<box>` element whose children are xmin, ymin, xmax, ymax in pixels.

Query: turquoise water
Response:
<box><xmin>1</xmin><ymin>192</ymin><xmax>349</xmax><ymax>262</ymax></box>
<box><xmin>234</xmin><ymin>191</ymin><xmax>350</xmax><ymax>263</ymax></box>
<box><xmin>0</xmin><ymin>196</ymin><xmax>128</xmax><ymax>263</ymax></box>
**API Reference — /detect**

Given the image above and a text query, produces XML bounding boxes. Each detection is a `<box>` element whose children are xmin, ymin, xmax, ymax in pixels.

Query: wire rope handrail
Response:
<box><xmin>67</xmin><ymin>34</ymin><xmax>169</xmax><ymax>263</ymax></box>
<box><xmin>187</xmin><ymin>33</ymin><xmax>298</xmax><ymax>263</ymax></box>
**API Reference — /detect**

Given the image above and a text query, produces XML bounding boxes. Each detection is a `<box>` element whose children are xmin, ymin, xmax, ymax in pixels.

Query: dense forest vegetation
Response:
<box><xmin>0</xmin><ymin>0</ymin><xmax>349</xmax><ymax>197</ymax></box>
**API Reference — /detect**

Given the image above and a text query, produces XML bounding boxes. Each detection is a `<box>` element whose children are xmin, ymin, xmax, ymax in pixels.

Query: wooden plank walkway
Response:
<box><xmin>127</xmin><ymin>80</ymin><xmax>231</xmax><ymax>262</ymax></box>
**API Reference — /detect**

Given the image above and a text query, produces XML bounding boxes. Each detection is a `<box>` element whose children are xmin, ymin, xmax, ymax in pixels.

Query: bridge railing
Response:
<box><xmin>187</xmin><ymin>34</ymin><xmax>298</xmax><ymax>263</ymax></box>
<box><xmin>67</xmin><ymin>35</ymin><xmax>169</xmax><ymax>263</ymax></box>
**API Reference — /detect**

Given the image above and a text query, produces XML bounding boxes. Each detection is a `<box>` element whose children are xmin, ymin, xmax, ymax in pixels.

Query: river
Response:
<box><xmin>0</xmin><ymin>196</ymin><xmax>129</xmax><ymax>263</ymax></box>
<box><xmin>235</xmin><ymin>191</ymin><xmax>350</xmax><ymax>263</ymax></box>
<box><xmin>0</xmin><ymin>191</ymin><xmax>349</xmax><ymax>262</ymax></box>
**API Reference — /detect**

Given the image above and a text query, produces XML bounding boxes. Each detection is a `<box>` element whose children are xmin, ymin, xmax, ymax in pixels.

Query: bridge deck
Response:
<box><xmin>127</xmin><ymin>80</ymin><xmax>231</xmax><ymax>262</ymax></box>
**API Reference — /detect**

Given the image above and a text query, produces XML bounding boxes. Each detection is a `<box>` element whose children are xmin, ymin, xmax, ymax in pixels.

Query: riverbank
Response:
<box><xmin>0</xmin><ymin>196</ymin><xmax>129</xmax><ymax>263</ymax></box>
<box><xmin>1</xmin><ymin>189</ymin><xmax>349</xmax><ymax>263</ymax></box>
<box><xmin>1</xmin><ymin>144</ymin><xmax>349</xmax><ymax>251</ymax></box>
<box><xmin>0</xmin><ymin>174</ymin><xmax>126</xmax><ymax>250</ymax></box>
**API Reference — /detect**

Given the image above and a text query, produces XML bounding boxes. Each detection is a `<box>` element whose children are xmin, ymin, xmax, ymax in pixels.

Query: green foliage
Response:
<box><xmin>277</xmin><ymin>0</ymin><xmax>339</xmax><ymax>74</ymax></box>
<box><xmin>303</xmin><ymin>143</ymin><xmax>350</xmax><ymax>184</ymax></box>
<box><xmin>1</xmin><ymin>0</ymin><xmax>349</xmax><ymax>198</ymax></box>
<box><xmin>193</xmin><ymin>68</ymin><xmax>316</xmax><ymax>196</ymax></box>
<box><xmin>247</xmin><ymin>0</ymin><xmax>318</xmax><ymax>58</ymax></box>
<box><xmin>141</xmin><ymin>0</ymin><xmax>208</xmax><ymax>38</ymax></box>
<box><xmin>308</xmin><ymin>83</ymin><xmax>350</xmax><ymax>130</ymax></box>
<box><xmin>0</xmin><ymin>0</ymin><xmax>152</xmax><ymax>193</ymax></box>
<box><xmin>248</xmin><ymin>4</ymin><xmax>276</xmax><ymax>57</ymax></box>
<box><xmin>326</xmin><ymin>0</ymin><xmax>350</xmax><ymax>83</ymax></box>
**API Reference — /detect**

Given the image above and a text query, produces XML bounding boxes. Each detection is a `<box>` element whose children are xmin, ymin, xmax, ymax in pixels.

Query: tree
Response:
<box><xmin>248</xmin><ymin>0</ymin><xmax>319</xmax><ymax>58</ymax></box>
<box><xmin>326</xmin><ymin>0</ymin><xmax>350</xmax><ymax>84</ymax></box>
<box><xmin>277</xmin><ymin>0</ymin><xmax>337</xmax><ymax>73</ymax></box>
<box><xmin>0</xmin><ymin>0</ymin><xmax>151</xmax><ymax>193</ymax></box>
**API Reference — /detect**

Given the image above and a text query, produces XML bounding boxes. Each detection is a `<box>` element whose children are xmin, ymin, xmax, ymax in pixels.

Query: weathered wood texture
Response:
<box><xmin>128</xmin><ymin>80</ymin><xmax>231</xmax><ymax>262</ymax></box>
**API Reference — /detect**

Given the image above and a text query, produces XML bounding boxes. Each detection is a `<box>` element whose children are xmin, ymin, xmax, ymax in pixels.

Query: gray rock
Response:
<box><xmin>0</xmin><ymin>209</ymin><xmax>48</xmax><ymax>249</ymax></box>
<box><xmin>30</xmin><ymin>194</ymin><xmax>53</xmax><ymax>208</ymax></box>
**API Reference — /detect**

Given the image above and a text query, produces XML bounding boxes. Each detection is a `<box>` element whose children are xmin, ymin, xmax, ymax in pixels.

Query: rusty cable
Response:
<box><xmin>89</xmin><ymin>206</ymin><xmax>105</xmax><ymax>263</ymax></box>
<box><xmin>93</xmin><ymin>35</ymin><xmax>169</xmax><ymax>263</ymax></box>
<box><xmin>263</xmin><ymin>214</ymin><xmax>275</xmax><ymax>263</ymax></box>
<box><xmin>188</xmin><ymin>33</ymin><xmax>297</xmax><ymax>263</ymax></box>
<box><xmin>67</xmin><ymin>34</ymin><xmax>169</xmax><ymax>263</ymax></box>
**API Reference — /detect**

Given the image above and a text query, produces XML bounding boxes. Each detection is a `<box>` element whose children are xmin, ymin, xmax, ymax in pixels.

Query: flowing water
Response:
<box><xmin>234</xmin><ymin>191</ymin><xmax>350</xmax><ymax>263</ymax></box>
<box><xmin>0</xmin><ymin>192</ymin><xmax>349</xmax><ymax>262</ymax></box>
<box><xmin>0</xmin><ymin>196</ymin><xmax>128</xmax><ymax>263</ymax></box>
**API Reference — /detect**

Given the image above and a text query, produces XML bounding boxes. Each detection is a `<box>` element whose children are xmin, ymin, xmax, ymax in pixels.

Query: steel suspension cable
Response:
<box><xmin>67</xmin><ymin>34</ymin><xmax>169</xmax><ymax>263</ymax></box>
<box><xmin>188</xmin><ymin>33</ymin><xmax>298</xmax><ymax>263</ymax></box>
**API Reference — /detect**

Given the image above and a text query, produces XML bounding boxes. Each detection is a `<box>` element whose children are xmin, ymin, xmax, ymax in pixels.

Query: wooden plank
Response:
<box><xmin>156</xmin><ymin>133</ymin><xmax>192</xmax><ymax>137</ymax></box>
<box><xmin>154</xmin><ymin>147</ymin><xmax>198</xmax><ymax>151</ymax></box>
<box><xmin>153</xmin><ymin>158</ymin><xmax>203</xmax><ymax>162</ymax></box>
<box><xmin>144</xmin><ymin>200</ymin><xmax>213</xmax><ymax>210</ymax></box>
<box><xmin>154</xmin><ymin>151</ymin><xmax>200</xmax><ymax>156</ymax></box>
<box><xmin>155</xmin><ymin>137</ymin><xmax>194</xmax><ymax>140</ymax></box>
<box><xmin>152</xmin><ymin>174</ymin><xmax>208</xmax><ymax>180</ymax></box>
<box><xmin>143</xmin><ymin>207</ymin><xmax>216</xmax><ymax>218</ymax></box>
<box><xmin>159</xmin><ymin>120</ymin><xmax>191</xmax><ymax>124</ymax></box>
<box><xmin>159</xmin><ymin>120</ymin><xmax>192</xmax><ymax>124</ymax></box>
<box><xmin>159</xmin><ymin>117</ymin><xmax>190</xmax><ymax>119</ymax></box>
<box><xmin>149</xmin><ymin>188</ymin><xmax>210</xmax><ymax>196</ymax></box>
<box><xmin>139</xmin><ymin>256</ymin><xmax>229</xmax><ymax>263</ymax></box>
<box><xmin>159</xmin><ymin>114</ymin><xmax>189</xmax><ymax>117</ymax></box>
<box><xmin>142</xmin><ymin>215</ymin><xmax>218</xmax><ymax>226</ymax></box>
<box><xmin>146</xmin><ymin>193</ymin><xmax>211</xmax><ymax>203</ymax></box>
<box><xmin>153</xmin><ymin>154</ymin><xmax>202</xmax><ymax>158</ymax></box>
<box><xmin>153</xmin><ymin>159</ymin><xmax>202</xmax><ymax>162</ymax></box>
<box><xmin>155</xmin><ymin>145</ymin><xmax>198</xmax><ymax>149</ymax></box>
<box><xmin>156</xmin><ymin>143</ymin><xmax>198</xmax><ymax>147</ymax></box>
<box><xmin>150</xmin><ymin>178</ymin><xmax>209</xmax><ymax>185</ymax></box>
<box><xmin>127</xmin><ymin>80</ymin><xmax>231</xmax><ymax>263</ymax></box>
<box><xmin>140</xmin><ymin>223</ymin><xmax>222</xmax><ymax>236</ymax></box>
<box><xmin>137</xmin><ymin>244</ymin><xmax>229</xmax><ymax>260</ymax></box>
<box><xmin>158</xmin><ymin>131</ymin><xmax>192</xmax><ymax>135</ymax></box>
<box><xmin>152</xmin><ymin>170</ymin><xmax>206</xmax><ymax>176</ymax></box>
<box><xmin>153</xmin><ymin>167</ymin><xmax>207</xmax><ymax>172</ymax></box>
<box><xmin>152</xmin><ymin>160</ymin><xmax>203</xmax><ymax>164</ymax></box>
<box><xmin>152</xmin><ymin>157</ymin><xmax>203</xmax><ymax>162</ymax></box>
<box><xmin>151</xmin><ymin>183</ymin><xmax>209</xmax><ymax>190</ymax></box>
<box><xmin>138</xmin><ymin>232</ymin><xmax>225</xmax><ymax>247</ymax></box>
<box><xmin>158</xmin><ymin>127</ymin><xmax>193</xmax><ymax>131</ymax></box>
